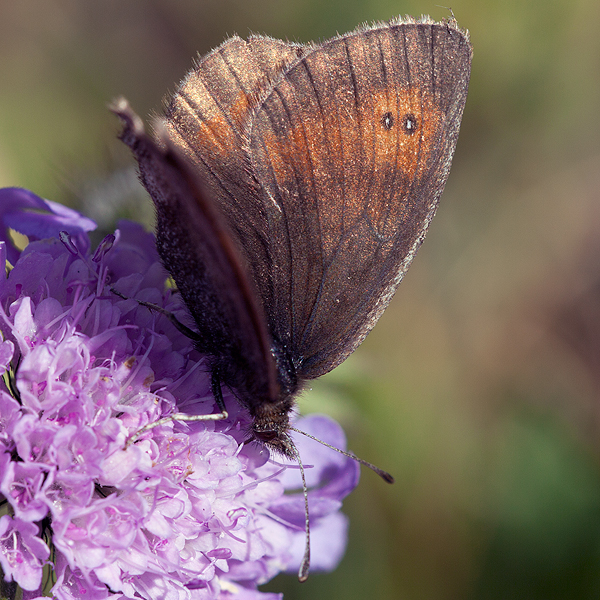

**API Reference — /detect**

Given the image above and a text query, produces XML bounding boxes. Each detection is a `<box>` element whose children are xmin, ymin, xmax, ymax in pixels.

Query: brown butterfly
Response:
<box><xmin>113</xmin><ymin>14</ymin><xmax>471</xmax><ymax>579</ymax></box>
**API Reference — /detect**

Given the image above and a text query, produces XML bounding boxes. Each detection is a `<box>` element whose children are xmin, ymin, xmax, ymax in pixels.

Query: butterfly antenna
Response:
<box><xmin>287</xmin><ymin>440</ymin><xmax>311</xmax><ymax>582</ymax></box>
<box><xmin>288</xmin><ymin>426</ymin><xmax>394</xmax><ymax>484</ymax></box>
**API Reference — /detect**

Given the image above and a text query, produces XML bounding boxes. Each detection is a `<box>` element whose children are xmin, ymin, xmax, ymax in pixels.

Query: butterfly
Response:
<box><xmin>113</xmin><ymin>14</ymin><xmax>471</xmax><ymax>579</ymax></box>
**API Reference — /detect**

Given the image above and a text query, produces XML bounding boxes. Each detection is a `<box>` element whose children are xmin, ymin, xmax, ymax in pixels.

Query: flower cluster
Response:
<box><xmin>0</xmin><ymin>188</ymin><xmax>359</xmax><ymax>600</ymax></box>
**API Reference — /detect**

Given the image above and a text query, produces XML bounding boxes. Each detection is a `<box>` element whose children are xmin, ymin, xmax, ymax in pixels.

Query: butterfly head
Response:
<box><xmin>249</xmin><ymin>399</ymin><xmax>297</xmax><ymax>458</ymax></box>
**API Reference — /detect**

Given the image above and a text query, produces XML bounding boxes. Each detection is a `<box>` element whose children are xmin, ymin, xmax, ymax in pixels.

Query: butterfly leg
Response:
<box><xmin>210</xmin><ymin>367</ymin><xmax>228</xmax><ymax>414</ymax></box>
<box><xmin>111</xmin><ymin>286</ymin><xmax>201</xmax><ymax>341</ymax></box>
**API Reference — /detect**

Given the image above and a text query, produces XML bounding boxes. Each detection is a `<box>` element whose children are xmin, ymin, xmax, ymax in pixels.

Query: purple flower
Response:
<box><xmin>0</xmin><ymin>516</ymin><xmax>50</xmax><ymax>592</ymax></box>
<box><xmin>0</xmin><ymin>188</ymin><xmax>96</xmax><ymax>267</ymax></box>
<box><xmin>0</xmin><ymin>188</ymin><xmax>360</xmax><ymax>599</ymax></box>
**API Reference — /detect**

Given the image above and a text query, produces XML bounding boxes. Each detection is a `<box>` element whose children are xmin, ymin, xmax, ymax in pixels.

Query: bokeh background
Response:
<box><xmin>2</xmin><ymin>0</ymin><xmax>600</xmax><ymax>598</ymax></box>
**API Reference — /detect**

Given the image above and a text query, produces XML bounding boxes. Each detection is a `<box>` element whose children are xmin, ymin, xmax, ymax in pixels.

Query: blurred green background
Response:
<box><xmin>2</xmin><ymin>0</ymin><xmax>600</xmax><ymax>598</ymax></box>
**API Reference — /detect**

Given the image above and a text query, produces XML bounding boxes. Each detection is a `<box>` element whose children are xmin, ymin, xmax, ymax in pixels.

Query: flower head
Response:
<box><xmin>0</xmin><ymin>188</ymin><xmax>359</xmax><ymax>599</ymax></box>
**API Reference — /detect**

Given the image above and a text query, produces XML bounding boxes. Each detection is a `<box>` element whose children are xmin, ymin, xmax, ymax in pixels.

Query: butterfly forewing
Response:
<box><xmin>248</xmin><ymin>21</ymin><xmax>472</xmax><ymax>378</ymax></box>
<box><xmin>163</xmin><ymin>36</ymin><xmax>309</xmax><ymax>269</ymax></box>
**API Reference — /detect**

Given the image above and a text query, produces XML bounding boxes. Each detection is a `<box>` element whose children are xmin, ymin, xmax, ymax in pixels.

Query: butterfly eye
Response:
<box><xmin>402</xmin><ymin>113</ymin><xmax>419</xmax><ymax>135</ymax></box>
<box><xmin>381</xmin><ymin>111</ymin><xmax>394</xmax><ymax>130</ymax></box>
